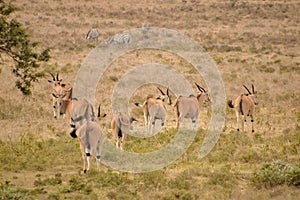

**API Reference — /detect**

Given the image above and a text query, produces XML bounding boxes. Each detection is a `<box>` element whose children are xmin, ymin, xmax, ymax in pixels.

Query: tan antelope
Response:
<box><xmin>48</xmin><ymin>73</ymin><xmax>72</xmax><ymax>119</ymax></box>
<box><xmin>227</xmin><ymin>84</ymin><xmax>258</xmax><ymax>132</ymax></box>
<box><xmin>172</xmin><ymin>82</ymin><xmax>210</xmax><ymax>130</ymax></box>
<box><xmin>134</xmin><ymin>87</ymin><xmax>171</xmax><ymax>132</ymax></box>
<box><xmin>111</xmin><ymin>113</ymin><xmax>137</xmax><ymax>151</ymax></box>
<box><xmin>54</xmin><ymin>93</ymin><xmax>105</xmax><ymax>138</ymax></box>
<box><xmin>73</xmin><ymin>106</ymin><xmax>106</xmax><ymax>173</ymax></box>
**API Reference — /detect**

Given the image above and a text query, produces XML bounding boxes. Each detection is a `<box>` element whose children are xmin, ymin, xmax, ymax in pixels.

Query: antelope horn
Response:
<box><xmin>49</xmin><ymin>72</ymin><xmax>55</xmax><ymax>81</ymax></box>
<box><xmin>97</xmin><ymin>105</ymin><xmax>101</xmax><ymax>117</ymax></box>
<box><xmin>56</xmin><ymin>73</ymin><xmax>59</xmax><ymax>81</ymax></box>
<box><xmin>167</xmin><ymin>87</ymin><xmax>170</xmax><ymax>96</ymax></box>
<box><xmin>195</xmin><ymin>82</ymin><xmax>204</xmax><ymax>92</ymax></box>
<box><xmin>243</xmin><ymin>85</ymin><xmax>252</xmax><ymax>94</ymax></box>
<box><xmin>252</xmin><ymin>84</ymin><xmax>255</xmax><ymax>93</ymax></box>
<box><xmin>157</xmin><ymin>87</ymin><xmax>165</xmax><ymax>95</ymax></box>
<box><xmin>200</xmin><ymin>86</ymin><xmax>206</xmax><ymax>93</ymax></box>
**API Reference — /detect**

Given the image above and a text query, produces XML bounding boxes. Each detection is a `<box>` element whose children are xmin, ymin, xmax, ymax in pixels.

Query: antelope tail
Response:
<box><xmin>70</xmin><ymin>128</ymin><xmax>78</xmax><ymax>138</ymax></box>
<box><xmin>117</xmin><ymin>117</ymin><xmax>123</xmax><ymax>138</ymax></box>
<box><xmin>239</xmin><ymin>99</ymin><xmax>244</xmax><ymax>115</ymax></box>
<box><xmin>227</xmin><ymin>100</ymin><xmax>234</xmax><ymax>108</ymax></box>
<box><xmin>172</xmin><ymin>99</ymin><xmax>180</xmax><ymax>118</ymax></box>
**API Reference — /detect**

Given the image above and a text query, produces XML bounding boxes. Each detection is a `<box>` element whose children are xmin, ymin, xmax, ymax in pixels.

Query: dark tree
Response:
<box><xmin>0</xmin><ymin>0</ymin><xmax>50</xmax><ymax>95</ymax></box>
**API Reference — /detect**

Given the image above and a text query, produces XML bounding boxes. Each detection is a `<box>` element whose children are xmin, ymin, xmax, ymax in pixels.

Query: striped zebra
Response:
<box><xmin>86</xmin><ymin>28</ymin><xmax>100</xmax><ymax>44</ymax></box>
<box><xmin>105</xmin><ymin>32</ymin><xmax>131</xmax><ymax>46</ymax></box>
<box><xmin>142</xmin><ymin>24</ymin><xmax>151</xmax><ymax>34</ymax></box>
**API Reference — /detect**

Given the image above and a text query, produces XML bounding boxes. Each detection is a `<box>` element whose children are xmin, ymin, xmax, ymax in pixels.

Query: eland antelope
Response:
<box><xmin>76</xmin><ymin>121</ymin><xmax>103</xmax><ymax>173</ymax></box>
<box><xmin>172</xmin><ymin>82</ymin><xmax>210</xmax><ymax>130</ymax></box>
<box><xmin>134</xmin><ymin>87</ymin><xmax>171</xmax><ymax>132</ymax></box>
<box><xmin>48</xmin><ymin>73</ymin><xmax>72</xmax><ymax>119</ymax></box>
<box><xmin>228</xmin><ymin>84</ymin><xmax>258</xmax><ymax>132</ymax></box>
<box><xmin>54</xmin><ymin>95</ymin><xmax>104</xmax><ymax>138</ymax></box>
<box><xmin>73</xmin><ymin>106</ymin><xmax>106</xmax><ymax>173</ymax></box>
<box><xmin>111</xmin><ymin>113</ymin><xmax>136</xmax><ymax>151</ymax></box>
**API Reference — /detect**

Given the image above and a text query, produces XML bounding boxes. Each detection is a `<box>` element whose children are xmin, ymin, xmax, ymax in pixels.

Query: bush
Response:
<box><xmin>0</xmin><ymin>181</ymin><xmax>28</xmax><ymax>200</ymax></box>
<box><xmin>34</xmin><ymin>173</ymin><xmax>62</xmax><ymax>186</ymax></box>
<box><xmin>252</xmin><ymin>160</ymin><xmax>300</xmax><ymax>188</ymax></box>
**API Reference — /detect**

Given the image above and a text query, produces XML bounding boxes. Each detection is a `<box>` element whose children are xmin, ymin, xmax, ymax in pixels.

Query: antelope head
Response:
<box><xmin>48</xmin><ymin>73</ymin><xmax>62</xmax><ymax>86</ymax></box>
<box><xmin>195</xmin><ymin>82</ymin><xmax>210</xmax><ymax>103</ymax></box>
<box><xmin>157</xmin><ymin>87</ymin><xmax>172</xmax><ymax>105</ymax></box>
<box><xmin>51</xmin><ymin>89</ymin><xmax>68</xmax><ymax>116</ymax></box>
<box><xmin>243</xmin><ymin>84</ymin><xmax>258</xmax><ymax>105</ymax></box>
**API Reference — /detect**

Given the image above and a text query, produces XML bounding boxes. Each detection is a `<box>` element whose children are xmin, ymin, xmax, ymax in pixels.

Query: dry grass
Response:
<box><xmin>0</xmin><ymin>0</ymin><xmax>299</xmax><ymax>199</ymax></box>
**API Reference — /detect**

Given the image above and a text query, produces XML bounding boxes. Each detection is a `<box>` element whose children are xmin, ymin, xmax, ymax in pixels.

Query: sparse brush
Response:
<box><xmin>0</xmin><ymin>181</ymin><xmax>29</xmax><ymax>200</ymax></box>
<box><xmin>251</xmin><ymin>160</ymin><xmax>300</xmax><ymax>188</ymax></box>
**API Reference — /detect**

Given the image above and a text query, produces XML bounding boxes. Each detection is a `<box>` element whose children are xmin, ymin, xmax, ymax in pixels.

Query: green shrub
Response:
<box><xmin>110</xmin><ymin>75</ymin><xmax>119</xmax><ymax>82</ymax></box>
<box><xmin>168</xmin><ymin>173</ymin><xmax>190</xmax><ymax>190</ymax></box>
<box><xmin>256</xmin><ymin>65</ymin><xmax>275</xmax><ymax>73</ymax></box>
<box><xmin>88</xmin><ymin>170</ymin><xmax>132</xmax><ymax>188</ymax></box>
<box><xmin>252</xmin><ymin>160</ymin><xmax>300</xmax><ymax>188</ymax></box>
<box><xmin>163</xmin><ymin>190</ymin><xmax>195</xmax><ymax>200</ymax></box>
<box><xmin>34</xmin><ymin>173</ymin><xmax>62</xmax><ymax>186</ymax></box>
<box><xmin>47</xmin><ymin>193</ymin><xmax>60</xmax><ymax>200</ymax></box>
<box><xmin>207</xmin><ymin>168</ymin><xmax>237</xmax><ymax>188</ymax></box>
<box><xmin>0</xmin><ymin>181</ymin><xmax>28</xmax><ymax>200</ymax></box>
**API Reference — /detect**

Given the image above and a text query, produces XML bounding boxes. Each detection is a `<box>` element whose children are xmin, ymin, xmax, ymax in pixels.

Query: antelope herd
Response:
<box><xmin>48</xmin><ymin>29</ymin><xmax>258</xmax><ymax>172</ymax></box>
<box><xmin>49</xmin><ymin>72</ymin><xmax>258</xmax><ymax>172</ymax></box>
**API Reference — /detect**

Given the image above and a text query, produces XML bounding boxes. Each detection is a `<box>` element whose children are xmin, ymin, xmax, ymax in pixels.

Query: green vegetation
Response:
<box><xmin>256</xmin><ymin>65</ymin><xmax>275</xmax><ymax>73</ymax></box>
<box><xmin>252</xmin><ymin>160</ymin><xmax>300</xmax><ymax>188</ymax></box>
<box><xmin>0</xmin><ymin>0</ymin><xmax>50</xmax><ymax>95</ymax></box>
<box><xmin>0</xmin><ymin>0</ymin><xmax>299</xmax><ymax>199</ymax></box>
<box><xmin>0</xmin><ymin>128</ymin><xmax>299</xmax><ymax>199</ymax></box>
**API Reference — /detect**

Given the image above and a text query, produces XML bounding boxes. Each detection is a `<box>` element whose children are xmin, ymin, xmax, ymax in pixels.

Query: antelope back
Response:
<box><xmin>177</xmin><ymin>96</ymin><xmax>199</xmax><ymax>118</ymax></box>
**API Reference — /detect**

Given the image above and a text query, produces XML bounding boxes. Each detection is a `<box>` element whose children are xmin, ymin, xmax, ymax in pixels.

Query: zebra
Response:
<box><xmin>105</xmin><ymin>32</ymin><xmax>131</xmax><ymax>46</ymax></box>
<box><xmin>86</xmin><ymin>28</ymin><xmax>100</xmax><ymax>44</ymax></box>
<box><xmin>142</xmin><ymin>24</ymin><xmax>151</xmax><ymax>35</ymax></box>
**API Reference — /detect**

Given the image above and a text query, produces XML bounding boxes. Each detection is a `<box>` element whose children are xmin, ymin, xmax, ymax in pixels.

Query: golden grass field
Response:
<box><xmin>0</xmin><ymin>0</ymin><xmax>299</xmax><ymax>199</ymax></box>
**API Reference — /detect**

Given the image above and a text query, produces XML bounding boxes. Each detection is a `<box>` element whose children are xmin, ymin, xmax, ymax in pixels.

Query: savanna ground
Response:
<box><xmin>0</xmin><ymin>0</ymin><xmax>299</xmax><ymax>199</ymax></box>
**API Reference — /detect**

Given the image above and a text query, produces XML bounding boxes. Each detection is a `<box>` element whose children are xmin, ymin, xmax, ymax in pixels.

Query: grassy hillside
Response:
<box><xmin>0</xmin><ymin>0</ymin><xmax>299</xmax><ymax>199</ymax></box>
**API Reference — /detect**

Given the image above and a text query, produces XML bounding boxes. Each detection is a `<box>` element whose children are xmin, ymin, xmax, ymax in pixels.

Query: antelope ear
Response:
<box><xmin>130</xmin><ymin>117</ymin><xmax>138</xmax><ymax>123</ymax></box>
<box><xmin>48</xmin><ymin>80</ymin><xmax>52</xmax><ymax>83</ymax></box>
<box><xmin>52</xmin><ymin>93</ymin><xmax>58</xmax><ymax>98</ymax></box>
